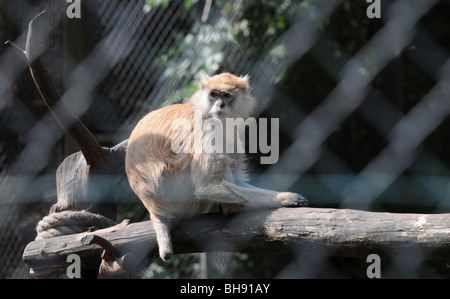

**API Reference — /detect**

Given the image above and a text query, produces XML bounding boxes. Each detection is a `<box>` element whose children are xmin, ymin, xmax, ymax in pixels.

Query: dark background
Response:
<box><xmin>0</xmin><ymin>0</ymin><xmax>449</xmax><ymax>278</ymax></box>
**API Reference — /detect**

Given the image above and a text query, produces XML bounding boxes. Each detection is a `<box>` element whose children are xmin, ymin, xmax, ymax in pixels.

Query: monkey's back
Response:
<box><xmin>125</xmin><ymin>102</ymin><xmax>198</xmax><ymax>218</ymax></box>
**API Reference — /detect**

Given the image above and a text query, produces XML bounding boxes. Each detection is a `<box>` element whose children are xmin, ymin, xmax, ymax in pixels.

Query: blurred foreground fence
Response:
<box><xmin>1</xmin><ymin>0</ymin><xmax>450</xmax><ymax>278</ymax></box>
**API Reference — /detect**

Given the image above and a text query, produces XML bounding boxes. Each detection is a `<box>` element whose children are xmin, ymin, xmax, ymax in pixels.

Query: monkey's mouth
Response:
<box><xmin>211</xmin><ymin>111</ymin><xmax>229</xmax><ymax>119</ymax></box>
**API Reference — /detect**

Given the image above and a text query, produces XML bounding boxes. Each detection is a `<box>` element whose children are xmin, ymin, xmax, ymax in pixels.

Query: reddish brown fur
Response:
<box><xmin>202</xmin><ymin>72</ymin><xmax>248</xmax><ymax>92</ymax></box>
<box><xmin>125</xmin><ymin>73</ymin><xmax>307</xmax><ymax>261</ymax></box>
<box><xmin>126</xmin><ymin>102</ymin><xmax>196</xmax><ymax>218</ymax></box>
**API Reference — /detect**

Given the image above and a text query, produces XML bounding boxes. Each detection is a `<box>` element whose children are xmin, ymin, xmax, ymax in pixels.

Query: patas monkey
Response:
<box><xmin>125</xmin><ymin>73</ymin><xmax>308</xmax><ymax>261</ymax></box>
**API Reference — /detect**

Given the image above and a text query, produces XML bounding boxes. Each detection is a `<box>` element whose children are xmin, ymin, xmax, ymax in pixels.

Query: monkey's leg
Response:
<box><xmin>151</xmin><ymin>216</ymin><xmax>173</xmax><ymax>261</ymax></box>
<box><xmin>236</xmin><ymin>182</ymin><xmax>308</xmax><ymax>208</ymax></box>
<box><xmin>237</xmin><ymin>181</ymin><xmax>308</xmax><ymax>206</ymax></box>
<box><xmin>195</xmin><ymin>181</ymin><xmax>308</xmax><ymax>208</ymax></box>
<box><xmin>194</xmin><ymin>182</ymin><xmax>249</xmax><ymax>204</ymax></box>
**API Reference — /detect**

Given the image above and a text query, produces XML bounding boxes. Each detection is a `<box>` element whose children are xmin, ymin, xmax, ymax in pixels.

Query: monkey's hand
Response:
<box><xmin>276</xmin><ymin>192</ymin><xmax>309</xmax><ymax>207</ymax></box>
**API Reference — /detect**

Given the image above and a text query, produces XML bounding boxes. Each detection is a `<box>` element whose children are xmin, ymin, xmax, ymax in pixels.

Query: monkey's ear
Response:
<box><xmin>199</xmin><ymin>72</ymin><xmax>210</xmax><ymax>89</ymax></box>
<box><xmin>240</xmin><ymin>75</ymin><xmax>250</xmax><ymax>91</ymax></box>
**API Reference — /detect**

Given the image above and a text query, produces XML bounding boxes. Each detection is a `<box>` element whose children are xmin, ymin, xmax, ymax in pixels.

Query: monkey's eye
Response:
<box><xmin>210</xmin><ymin>91</ymin><xmax>220</xmax><ymax>101</ymax></box>
<box><xmin>222</xmin><ymin>92</ymin><xmax>233</xmax><ymax>99</ymax></box>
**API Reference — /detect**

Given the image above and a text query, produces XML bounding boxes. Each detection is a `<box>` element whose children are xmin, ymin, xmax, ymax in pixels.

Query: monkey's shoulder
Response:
<box><xmin>132</xmin><ymin>102</ymin><xmax>194</xmax><ymax>135</ymax></box>
<box><xmin>148</xmin><ymin>102</ymin><xmax>194</xmax><ymax>121</ymax></box>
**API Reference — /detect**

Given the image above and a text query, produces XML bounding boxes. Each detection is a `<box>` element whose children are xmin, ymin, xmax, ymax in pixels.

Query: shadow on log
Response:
<box><xmin>22</xmin><ymin>207</ymin><xmax>450</xmax><ymax>278</ymax></box>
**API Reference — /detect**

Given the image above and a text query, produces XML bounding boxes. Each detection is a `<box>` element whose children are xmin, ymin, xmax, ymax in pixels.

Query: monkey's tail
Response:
<box><xmin>152</xmin><ymin>218</ymin><xmax>173</xmax><ymax>261</ymax></box>
<box><xmin>6</xmin><ymin>11</ymin><xmax>105</xmax><ymax>166</ymax></box>
<box><xmin>30</xmin><ymin>59</ymin><xmax>106</xmax><ymax>166</ymax></box>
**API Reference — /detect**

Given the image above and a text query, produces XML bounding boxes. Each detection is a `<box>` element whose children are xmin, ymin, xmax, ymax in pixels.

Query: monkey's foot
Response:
<box><xmin>276</xmin><ymin>192</ymin><xmax>309</xmax><ymax>207</ymax></box>
<box><xmin>159</xmin><ymin>247</ymin><xmax>173</xmax><ymax>261</ymax></box>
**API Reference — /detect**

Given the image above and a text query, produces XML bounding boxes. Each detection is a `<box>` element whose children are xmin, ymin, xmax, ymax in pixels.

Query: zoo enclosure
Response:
<box><xmin>0</xmin><ymin>0</ymin><xmax>450</xmax><ymax>278</ymax></box>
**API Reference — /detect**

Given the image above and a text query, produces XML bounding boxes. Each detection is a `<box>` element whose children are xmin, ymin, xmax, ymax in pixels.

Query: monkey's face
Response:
<box><xmin>194</xmin><ymin>73</ymin><xmax>255</xmax><ymax>120</ymax></box>
<box><xmin>207</xmin><ymin>89</ymin><xmax>235</xmax><ymax>119</ymax></box>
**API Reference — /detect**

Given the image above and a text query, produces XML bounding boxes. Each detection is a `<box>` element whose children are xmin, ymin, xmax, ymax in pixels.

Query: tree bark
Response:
<box><xmin>22</xmin><ymin>207</ymin><xmax>450</xmax><ymax>278</ymax></box>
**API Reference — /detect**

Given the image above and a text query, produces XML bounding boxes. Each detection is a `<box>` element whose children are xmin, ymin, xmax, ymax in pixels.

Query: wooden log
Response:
<box><xmin>22</xmin><ymin>207</ymin><xmax>450</xmax><ymax>278</ymax></box>
<box><xmin>50</xmin><ymin>139</ymin><xmax>133</xmax><ymax>220</ymax></box>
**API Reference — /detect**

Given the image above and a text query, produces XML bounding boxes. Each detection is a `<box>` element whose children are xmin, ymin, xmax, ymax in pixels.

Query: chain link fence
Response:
<box><xmin>0</xmin><ymin>0</ymin><xmax>449</xmax><ymax>278</ymax></box>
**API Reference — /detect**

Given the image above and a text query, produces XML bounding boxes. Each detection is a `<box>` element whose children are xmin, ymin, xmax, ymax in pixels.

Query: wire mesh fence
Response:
<box><xmin>0</xmin><ymin>0</ymin><xmax>450</xmax><ymax>278</ymax></box>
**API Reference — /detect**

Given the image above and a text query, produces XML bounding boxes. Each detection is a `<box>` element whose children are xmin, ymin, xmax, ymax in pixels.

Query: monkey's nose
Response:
<box><xmin>216</xmin><ymin>100</ymin><xmax>225</xmax><ymax>110</ymax></box>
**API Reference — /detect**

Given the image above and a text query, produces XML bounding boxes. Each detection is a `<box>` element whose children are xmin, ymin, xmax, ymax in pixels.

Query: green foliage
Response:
<box><xmin>143</xmin><ymin>0</ymin><xmax>170</xmax><ymax>13</ymax></box>
<box><xmin>144</xmin><ymin>0</ymin><xmax>299</xmax><ymax>103</ymax></box>
<box><xmin>140</xmin><ymin>254</ymin><xmax>202</xmax><ymax>279</ymax></box>
<box><xmin>153</xmin><ymin>1</ymin><xmax>243</xmax><ymax>103</ymax></box>
<box><xmin>184</xmin><ymin>0</ymin><xmax>199</xmax><ymax>10</ymax></box>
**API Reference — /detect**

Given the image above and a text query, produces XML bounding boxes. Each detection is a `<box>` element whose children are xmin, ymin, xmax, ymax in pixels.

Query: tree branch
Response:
<box><xmin>22</xmin><ymin>207</ymin><xmax>450</xmax><ymax>278</ymax></box>
<box><xmin>6</xmin><ymin>11</ymin><xmax>136</xmax><ymax>217</ymax></box>
<box><xmin>6</xmin><ymin>10</ymin><xmax>105</xmax><ymax>166</ymax></box>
